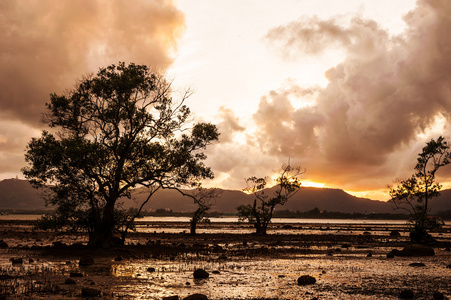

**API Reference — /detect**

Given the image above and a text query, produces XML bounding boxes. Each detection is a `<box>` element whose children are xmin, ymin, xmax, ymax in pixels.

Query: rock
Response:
<box><xmin>297</xmin><ymin>275</ymin><xmax>316</xmax><ymax>286</ymax></box>
<box><xmin>10</xmin><ymin>258</ymin><xmax>23</xmax><ymax>265</ymax></box>
<box><xmin>408</xmin><ymin>262</ymin><xmax>425</xmax><ymax>267</ymax></box>
<box><xmin>81</xmin><ymin>287</ymin><xmax>101</xmax><ymax>297</ymax></box>
<box><xmin>391</xmin><ymin>249</ymin><xmax>401</xmax><ymax>255</ymax></box>
<box><xmin>70</xmin><ymin>242</ymin><xmax>84</xmax><ymax>248</ymax></box>
<box><xmin>79</xmin><ymin>255</ymin><xmax>94</xmax><ymax>266</ymax></box>
<box><xmin>366</xmin><ymin>252</ymin><xmax>373</xmax><ymax>257</ymax></box>
<box><xmin>0</xmin><ymin>240</ymin><xmax>8</xmax><ymax>249</ymax></box>
<box><xmin>193</xmin><ymin>268</ymin><xmax>209</xmax><ymax>279</ymax></box>
<box><xmin>212</xmin><ymin>245</ymin><xmax>223</xmax><ymax>252</ymax></box>
<box><xmin>386</xmin><ymin>252</ymin><xmax>395</xmax><ymax>259</ymax></box>
<box><xmin>52</xmin><ymin>241</ymin><xmax>66</xmax><ymax>248</ymax></box>
<box><xmin>183</xmin><ymin>294</ymin><xmax>208</xmax><ymax>300</ymax></box>
<box><xmin>399</xmin><ymin>289</ymin><xmax>414</xmax><ymax>299</ymax></box>
<box><xmin>65</xmin><ymin>278</ymin><xmax>76</xmax><ymax>285</ymax></box>
<box><xmin>147</xmin><ymin>267</ymin><xmax>156</xmax><ymax>273</ymax></box>
<box><xmin>163</xmin><ymin>296</ymin><xmax>179</xmax><ymax>300</ymax></box>
<box><xmin>396</xmin><ymin>244</ymin><xmax>435</xmax><ymax>257</ymax></box>
<box><xmin>390</xmin><ymin>230</ymin><xmax>401</xmax><ymax>238</ymax></box>
<box><xmin>433</xmin><ymin>292</ymin><xmax>445</xmax><ymax>300</ymax></box>
<box><xmin>70</xmin><ymin>272</ymin><xmax>83</xmax><ymax>277</ymax></box>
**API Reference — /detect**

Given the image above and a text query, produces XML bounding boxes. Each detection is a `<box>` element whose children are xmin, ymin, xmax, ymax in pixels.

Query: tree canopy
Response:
<box><xmin>22</xmin><ymin>62</ymin><xmax>219</xmax><ymax>247</ymax></box>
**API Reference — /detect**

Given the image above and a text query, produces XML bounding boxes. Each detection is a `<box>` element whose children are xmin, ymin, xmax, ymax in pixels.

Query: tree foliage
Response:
<box><xmin>389</xmin><ymin>136</ymin><xmax>451</xmax><ymax>243</ymax></box>
<box><xmin>237</xmin><ymin>164</ymin><xmax>303</xmax><ymax>234</ymax></box>
<box><xmin>22</xmin><ymin>62</ymin><xmax>219</xmax><ymax>247</ymax></box>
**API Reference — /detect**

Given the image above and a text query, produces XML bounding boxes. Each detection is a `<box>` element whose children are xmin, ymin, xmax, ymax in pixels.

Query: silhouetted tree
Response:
<box><xmin>237</xmin><ymin>164</ymin><xmax>303</xmax><ymax>234</ymax></box>
<box><xmin>23</xmin><ymin>62</ymin><xmax>219</xmax><ymax>248</ymax></box>
<box><xmin>389</xmin><ymin>136</ymin><xmax>451</xmax><ymax>243</ymax></box>
<box><xmin>181</xmin><ymin>187</ymin><xmax>222</xmax><ymax>235</ymax></box>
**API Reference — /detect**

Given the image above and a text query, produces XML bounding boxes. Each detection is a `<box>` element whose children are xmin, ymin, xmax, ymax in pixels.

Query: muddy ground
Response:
<box><xmin>0</xmin><ymin>220</ymin><xmax>450</xmax><ymax>299</ymax></box>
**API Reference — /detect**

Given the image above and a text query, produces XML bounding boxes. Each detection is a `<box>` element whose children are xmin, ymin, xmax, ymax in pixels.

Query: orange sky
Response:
<box><xmin>3</xmin><ymin>0</ymin><xmax>451</xmax><ymax>201</ymax></box>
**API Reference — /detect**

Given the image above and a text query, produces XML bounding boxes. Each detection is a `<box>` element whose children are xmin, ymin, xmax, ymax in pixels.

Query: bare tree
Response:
<box><xmin>184</xmin><ymin>188</ymin><xmax>223</xmax><ymax>235</ymax></box>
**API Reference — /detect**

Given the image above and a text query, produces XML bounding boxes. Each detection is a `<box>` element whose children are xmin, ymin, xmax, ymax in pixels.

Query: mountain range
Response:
<box><xmin>0</xmin><ymin>178</ymin><xmax>450</xmax><ymax>214</ymax></box>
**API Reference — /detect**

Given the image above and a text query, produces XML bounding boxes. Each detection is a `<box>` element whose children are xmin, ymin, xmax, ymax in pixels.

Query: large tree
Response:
<box><xmin>237</xmin><ymin>164</ymin><xmax>303</xmax><ymax>234</ymax></box>
<box><xmin>22</xmin><ymin>62</ymin><xmax>219</xmax><ymax>248</ymax></box>
<box><xmin>389</xmin><ymin>136</ymin><xmax>451</xmax><ymax>243</ymax></box>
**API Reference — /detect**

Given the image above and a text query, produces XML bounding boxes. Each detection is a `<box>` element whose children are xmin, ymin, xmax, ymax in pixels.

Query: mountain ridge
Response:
<box><xmin>0</xmin><ymin>178</ymin><xmax>449</xmax><ymax>214</ymax></box>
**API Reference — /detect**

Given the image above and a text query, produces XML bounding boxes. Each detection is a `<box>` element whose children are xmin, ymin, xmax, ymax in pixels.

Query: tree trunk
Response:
<box><xmin>255</xmin><ymin>225</ymin><xmax>267</xmax><ymax>235</ymax></box>
<box><xmin>88</xmin><ymin>229</ymin><xmax>121</xmax><ymax>248</ymax></box>
<box><xmin>190</xmin><ymin>219</ymin><xmax>197</xmax><ymax>235</ymax></box>
<box><xmin>88</xmin><ymin>201</ymin><xmax>122</xmax><ymax>248</ymax></box>
<box><xmin>255</xmin><ymin>218</ymin><xmax>267</xmax><ymax>235</ymax></box>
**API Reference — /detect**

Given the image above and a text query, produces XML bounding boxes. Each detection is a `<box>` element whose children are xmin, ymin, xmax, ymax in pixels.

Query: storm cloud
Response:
<box><xmin>0</xmin><ymin>0</ymin><xmax>184</xmax><ymax>176</ymax></box>
<box><xmin>0</xmin><ymin>0</ymin><xmax>184</xmax><ymax>125</ymax></box>
<box><xmin>254</xmin><ymin>0</ymin><xmax>451</xmax><ymax>195</ymax></box>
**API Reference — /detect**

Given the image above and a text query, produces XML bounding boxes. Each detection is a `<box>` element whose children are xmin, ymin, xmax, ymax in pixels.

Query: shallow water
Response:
<box><xmin>2</xmin><ymin>249</ymin><xmax>449</xmax><ymax>299</ymax></box>
<box><xmin>0</xmin><ymin>220</ymin><xmax>450</xmax><ymax>299</ymax></box>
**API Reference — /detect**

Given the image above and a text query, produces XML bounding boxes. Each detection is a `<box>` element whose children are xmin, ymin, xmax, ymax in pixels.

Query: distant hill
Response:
<box><xmin>0</xmin><ymin>178</ymin><xmax>49</xmax><ymax>210</ymax></box>
<box><xmin>125</xmin><ymin>186</ymin><xmax>395</xmax><ymax>214</ymax></box>
<box><xmin>0</xmin><ymin>179</ymin><xmax>450</xmax><ymax>214</ymax></box>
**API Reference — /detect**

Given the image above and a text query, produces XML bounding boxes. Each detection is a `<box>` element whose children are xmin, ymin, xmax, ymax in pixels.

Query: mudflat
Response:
<box><xmin>0</xmin><ymin>220</ymin><xmax>450</xmax><ymax>299</ymax></box>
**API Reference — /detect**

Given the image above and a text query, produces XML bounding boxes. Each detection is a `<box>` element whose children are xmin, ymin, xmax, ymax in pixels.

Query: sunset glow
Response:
<box><xmin>301</xmin><ymin>181</ymin><xmax>326</xmax><ymax>189</ymax></box>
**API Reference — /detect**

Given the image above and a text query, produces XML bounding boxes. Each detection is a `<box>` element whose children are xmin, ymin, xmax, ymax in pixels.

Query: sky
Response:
<box><xmin>2</xmin><ymin>0</ymin><xmax>451</xmax><ymax>200</ymax></box>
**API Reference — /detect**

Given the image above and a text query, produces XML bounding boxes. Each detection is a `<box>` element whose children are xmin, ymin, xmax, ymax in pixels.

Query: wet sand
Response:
<box><xmin>0</xmin><ymin>220</ymin><xmax>450</xmax><ymax>299</ymax></box>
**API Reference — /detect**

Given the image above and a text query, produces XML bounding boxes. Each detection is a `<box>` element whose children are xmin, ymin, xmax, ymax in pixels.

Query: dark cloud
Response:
<box><xmin>0</xmin><ymin>120</ymin><xmax>40</xmax><ymax>174</ymax></box>
<box><xmin>0</xmin><ymin>0</ymin><xmax>184</xmax><ymax>125</ymax></box>
<box><xmin>258</xmin><ymin>0</ymin><xmax>451</xmax><ymax>194</ymax></box>
<box><xmin>0</xmin><ymin>0</ymin><xmax>184</xmax><ymax>177</ymax></box>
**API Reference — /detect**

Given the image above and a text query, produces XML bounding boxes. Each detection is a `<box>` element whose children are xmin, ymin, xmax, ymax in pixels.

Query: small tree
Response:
<box><xmin>389</xmin><ymin>136</ymin><xmax>451</xmax><ymax>243</ymax></box>
<box><xmin>237</xmin><ymin>164</ymin><xmax>303</xmax><ymax>234</ymax></box>
<box><xmin>22</xmin><ymin>62</ymin><xmax>219</xmax><ymax>248</ymax></box>
<box><xmin>182</xmin><ymin>188</ymin><xmax>222</xmax><ymax>235</ymax></box>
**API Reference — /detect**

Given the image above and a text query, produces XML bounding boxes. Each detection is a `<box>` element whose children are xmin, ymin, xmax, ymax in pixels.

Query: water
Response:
<box><xmin>0</xmin><ymin>214</ymin><xmax>446</xmax><ymax>225</ymax></box>
<box><xmin>138</xmin><ymin>216</ymin><xmax>410</xmax><ymax>225</ymax></box>
<box><xmin>0</xmin><ymin>214</ymin><xmax>42</xmax><ymax>220</ymax></box>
